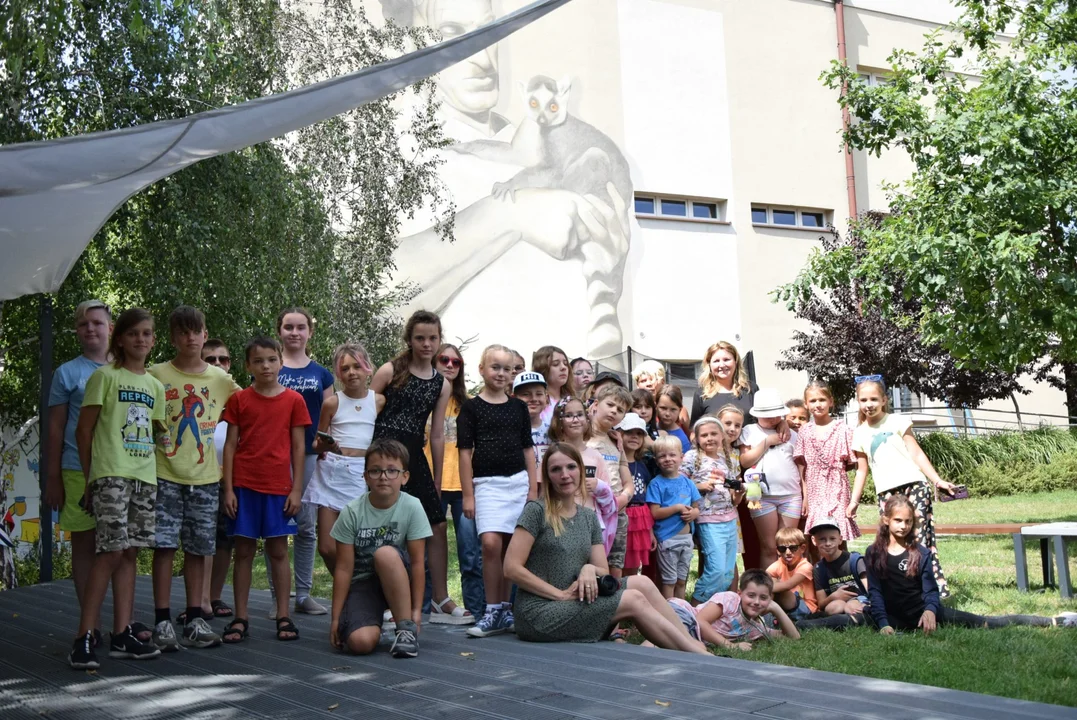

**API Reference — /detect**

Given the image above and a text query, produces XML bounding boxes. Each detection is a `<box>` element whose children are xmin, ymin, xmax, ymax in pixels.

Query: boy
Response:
<box><xmin>588</xmin><ymin>384</ymin><xmax>635</xmax><ymax>575</ymax></box>
<box><xmin>46</xmin><ymin>300</ymin><xmax>111</xmax><ymax>646</ymax></box>
<box><xmin>221</xmin><ymin>337</ymin><xmax>310</xmax><ymax>642</ymax></box>
<box><xmin>512</xmin><ymin>371</ymin><xmax>549</xmax><ymax>465</ymax></box>
<box><xmin>148</xmin><ymin>307</ymin><xmax>239</xmax><ymax>651</ymax></box>
<box><xmin>645</xmin><ymin>436</ymin><xmax>701</xmax><ymax>599</ymax></box>
<box><xmin>785</xmin><ymin>399</ymin><xmax>809</xmax><ymax>432</ymax></box>
<box><xmin>689</xmin><ymin>569</ymin><xmax>800</xmax><ymax>650</ymax></box>
<box><xmin>809</xmin><ymin>517</ymin><xmax>868</xmax><ymax>618</ymax></box>
<box><xmin>766</xmin><ymin>527</ymin><xmax>817</xmax><ymax>620</ymax></box>
<box><xmin>330</xmin><ymin>438</ymin><xmax>431</xmax><ymax>658</ymax></box>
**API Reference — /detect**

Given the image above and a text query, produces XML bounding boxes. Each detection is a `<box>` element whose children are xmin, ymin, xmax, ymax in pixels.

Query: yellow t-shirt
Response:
<box><xmin>426</xmin><ymin>396</ymin><xmax>461</xmax><ymax>493</ymax></box>
<box><xmin>149</xmin><ymin>361</ymin><xmax>241</xmax><ymax>485</ymax></box>
<box><xmin>82</xmin><ymin>365</ymin><xmax>166</xmax><ymax>484</ymax></box>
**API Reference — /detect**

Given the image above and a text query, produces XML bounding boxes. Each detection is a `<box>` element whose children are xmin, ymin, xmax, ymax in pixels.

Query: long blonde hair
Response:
<box><xmin>855</xmin><ymin>379</ymin><xmax>890</xmax><ymax>425</ymax></box>
<box><xmin>698</xmin><ymin>341</ymin><xmax>750</xmax><ymax>399</ymax></box>
<box><xmin>541</xmin><ymin>443</ymin><xmax>585</xmax><ymax>536</ymax></box>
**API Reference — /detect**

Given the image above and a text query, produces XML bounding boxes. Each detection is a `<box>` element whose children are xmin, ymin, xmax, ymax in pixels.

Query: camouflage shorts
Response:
<box><xmin>154</xmin><ymin>478</ymin><xmax>218</xmax><ymax>557</ymax></box>
<box><xmin>92</xmin><ymin>476</ymin><xmax>157</xmax><ymax>553</ymax></box>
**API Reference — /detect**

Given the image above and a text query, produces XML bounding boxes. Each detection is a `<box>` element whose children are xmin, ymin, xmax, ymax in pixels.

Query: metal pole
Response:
<box><xmin>626</xmin><ymin>346</ymin><xmax>634</xmax><ymax>386</ymax></box>
<box><xmin>38</xmin><ymin>294</ymin><xmax>54</xmax><ymax>582</ymax></box>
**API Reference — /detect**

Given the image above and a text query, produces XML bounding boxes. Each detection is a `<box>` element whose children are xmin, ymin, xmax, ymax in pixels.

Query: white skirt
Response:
<box><xmin>303</xmin><ymin>454</ymin><xmax>367</xmax><ymax>511</ymax></box>
<box><xmin>474</xmin><ymin>470</ymin><xmax>529</xmax><ymax>535</ymax></box>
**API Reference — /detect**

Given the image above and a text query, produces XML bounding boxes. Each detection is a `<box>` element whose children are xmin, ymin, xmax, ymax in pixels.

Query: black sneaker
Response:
<box><xmin>390</xmin><ymin>620</ymin><xmax>419</xmax><ymax>658</ymax></box>
<box><xmin>91</xmin><ymin>628</ymin><xmax>102</xmax><ymax>648</ymax></box>
<box><xmin>109</xmin><ymin>626</ymin><xmax>162</xmax><ymax>660</ymax></box>
<box><xmin>69</xmin><ymin>632</ymin><xmax>100</xmax><ymax>670</ymax></box>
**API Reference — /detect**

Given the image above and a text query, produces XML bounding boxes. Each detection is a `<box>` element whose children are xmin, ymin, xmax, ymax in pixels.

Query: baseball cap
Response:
<box><xmin>513</xmin><ymin>371</ymin><xmax>547</xmax><ymax>393</ymax></box>
<box><xmin>616</xmin><ymin>413</ymin><xmax>647</xmax><ymax>433</ymax></box>
<box><xmin>591</xmin><ymin>371</ymin><xmax>625</xmax><ymax>388</ymax></box>
<box><xmin>809</xmin><ymin>516</ymin><xmax>842</xmax><ymax>535</ymax></box>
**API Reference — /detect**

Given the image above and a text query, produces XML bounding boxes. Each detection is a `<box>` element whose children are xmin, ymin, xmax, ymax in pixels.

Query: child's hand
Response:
<box><xmin>650</xmin><ymin>532</ymin><xmax>658</xmax><ymax>551</ymax></box>
<box><xmin>284</xmin><ymin>490</ymin><xmax>302</xmax><ymax>517</ymax></box>
<box><xmin>611</xmin><ymin>429</ymin><xmax>624</xmax><ymax>453</ymax></box>
<box><xmin>697</xmin><ymin>480</ymin><xmax>715</xmax><ymax>493</ymax></box>
<box><xmin>223</xmin><ymin>489</ymin><xmax>238</xmax><ymax>519</ymax></box>
<box><xmin>463</xmin><ymin>495</ymin><xmax>476</xmax><ymax>520</ymax></box>
<box><xmin>832</xmin><ymin>587</ymin><xmax>857</xmax><ymax>602</ymax></box>
<box><xmin>918</xmin><ymin>609</ymin><xmax>937</xmax><ymax>636</ymax></box>
<box><xmin>801</xmin><ymin>497</ymin><xmax>810</xmax><ymax>518</ymax></box>
<box><xmin>775</xmin><ymin>420</ymin><xmax>791</xmax><ymax>444</ymax></box>
<box><xmin>936</xmin><ymin>480</ymin><xmax>957</xmax><ymax>495</ymax></box>
<box><xmin>845</xmin><ymin>500</ymin><xmax>859</xmax><ymax>519</ymax></box>
<box><xmin>584</xmin><ymin>474</ymin><xmax>598</xmax><ymax>495</ymax></box>
<box><xmin>330</xmin><ymin>620</ymin><xmax>343</xmax><ymax>650</ymax></box>
<box><xmin>879</xmin><ymin>626</ymin><xmax>895</xmax><ymax>636</ymax></box>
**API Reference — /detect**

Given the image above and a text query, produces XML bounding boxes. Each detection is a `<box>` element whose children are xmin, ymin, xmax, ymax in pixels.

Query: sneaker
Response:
<box><xmin>1057</xmin><ymin>612</ymin><xmax>1077</xmax><ymax>627</ymax></box>
<box><xmin>69</xmin><ymin>632</ymin><xmax>99</xmax><ymax>670</ymax></box>
<box><xmin>466</xmin><ymin>607</ymin><xmax>504</xmax><ymax>638</ymax></box>
<box><xmin>91</xmin><ymin>628</ymin><xmax>102</xmax><ymax>649</ymax></box>
<box><xmin>390</xmin><ymin>620</ymin><xmax>419</xmax><ymax>658</ymax></box>
<box><xmin>110</xmin><ymin>626</ymin><xmax>162</xmax><ymax>660</ymax></box>
<box><xmin>499</xmin><ymin>606</ymin><xmax>515</xmax><ymax>634</ymax></box>
<box><xmin>181</xmin><ymin>617</ymin><xmax>222</xmax><ymax>648</ymax></box>
<box><xmin>294</xmin><ymin>596</ymin><xmax>327</xmax><ymax>615</ymax></box>
<box><xmin>152</xmin><ymin>620</ymin><xmax>180</xmax><ymax>653</ymax></box>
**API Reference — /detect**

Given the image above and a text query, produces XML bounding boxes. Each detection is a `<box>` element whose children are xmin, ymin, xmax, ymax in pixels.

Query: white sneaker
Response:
<box><xmin>182</xmin><ymin>617</ymin><xmax>222</xmax><ymax>648</ymax></box>
<box><xmin>152</xmin><ymin>620</ymin><xmax>180</xmax><ymax>653</ymax></box>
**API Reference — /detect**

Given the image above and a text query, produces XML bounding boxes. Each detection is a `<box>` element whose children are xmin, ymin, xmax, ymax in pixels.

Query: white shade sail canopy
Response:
<box><xmin>0</xmin><ymin>0</ymin><xmax>570</xmax><ymax>301</ymax></box>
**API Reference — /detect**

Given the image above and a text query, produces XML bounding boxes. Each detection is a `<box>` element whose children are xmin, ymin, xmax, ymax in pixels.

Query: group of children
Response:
<box><xmin>48</xmin><ymin>302</ymin><xmax>1074</xmax><ymax>670</ymax></box>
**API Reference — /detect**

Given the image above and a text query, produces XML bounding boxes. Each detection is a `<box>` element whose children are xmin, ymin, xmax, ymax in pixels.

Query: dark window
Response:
<box><xmin>772</xmin><ymin>209</ymin><xmax>797</xmax><ymax>226</ymax></box>
<box><xmin>692</xmin><ymin>202</ymin><xmax>718</xmax><ymax>219</ymax></box>
<box><xmin>801</xmin><ymin>212</ymin><xmax>824</xmax><ymax>227</ymax></box>
<box><xmin>751</xmin><ymin>207</ymin><xmax>768</xmax><ymax>224</ymax></box>
<box><xmin>634</xmin><ymin>196</ymin><xmax>656</xmax><ymax>214</ymax></box>
<box><xmin>661</xmin><ymin>199</ymin><xmax>687</xmax><ymax>216</ymax></box>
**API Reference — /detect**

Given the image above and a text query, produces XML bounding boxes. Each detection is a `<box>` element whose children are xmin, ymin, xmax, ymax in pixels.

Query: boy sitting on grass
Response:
<box><xmin>330</xmin><ymin>438</ymin><xmax>432</xmax><ymax>659</ymax></box>
<box><xmin>766</xmin><ymin>527</ymin><xmax>817</xmax><ymax>621</ymax></box>
<box><xmin>667</xmin><ymin>569</ymin><xmax>800</xmax><ymax>651</ymax></box>
<box><xmin>810</xmin><ymin>516</ymin><xmax>868</xmax><ymax>621</ymax></box>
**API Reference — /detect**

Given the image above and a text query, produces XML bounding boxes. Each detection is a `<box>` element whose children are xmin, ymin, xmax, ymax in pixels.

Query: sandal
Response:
<box><xmin>609</xmin><ymin>629</ymin><xmax>629</xmax><ymax>643</ymax></box>
<box><xmin>276</xmin><ymin>616</ymin><xmax>300</xmax><ymax>642</ymax></box>
<box><xmin>222</xmin><ymin>618</ymin><xmax>249</xmax><ymax>644</ymax></box>
<box><xmin>211</xmin><ymin>600</ymin><xmax>234</xmax><ymax>618</ymax></box>
<box><xmin>429</xmin><ymin>597</ymin><xmax>475</xmax><ymax>626</ymax></box>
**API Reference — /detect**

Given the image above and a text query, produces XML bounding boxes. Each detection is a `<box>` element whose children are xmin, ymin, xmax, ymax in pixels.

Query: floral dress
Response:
<box><xmin>793</xmin><ymin>420</ymin><xmax>860</xmax><ymax>540</ymax></box>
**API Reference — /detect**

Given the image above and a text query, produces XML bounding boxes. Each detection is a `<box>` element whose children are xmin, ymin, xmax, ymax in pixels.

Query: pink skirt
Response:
<box><xmin>625</xmin><ymin>505</ymin><xmax>655</xmax><ymax>569</ymax></box>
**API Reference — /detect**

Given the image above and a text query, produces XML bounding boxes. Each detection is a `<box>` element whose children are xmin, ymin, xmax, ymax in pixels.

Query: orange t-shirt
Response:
<box><xmin>766</xmin><ymin>557</ymin><xmax>817</xmax><ymax>612</ymax></box>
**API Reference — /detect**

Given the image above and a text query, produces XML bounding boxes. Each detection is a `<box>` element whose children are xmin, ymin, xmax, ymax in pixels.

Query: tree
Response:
<box><xmin>776</xmin><ymin>214</ymin><xmax>1027</xmax><ymax>409</ymax></box>
<box><xmin>781</xmin><ymin>0</ymin><xmax>1077</xmax><ymax>417</ymax></box>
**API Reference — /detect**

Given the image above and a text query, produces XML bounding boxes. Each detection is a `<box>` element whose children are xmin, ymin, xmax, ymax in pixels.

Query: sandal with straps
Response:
<box><xmin>222</xmin><ymin>618</ymin><xmax>249</xmax><ymax>644</ymax></box>
<box><xmin>211</xmin><ymin>600</ymin><xmax>234</xmax><ymax>618</ymax></box>
<box><xmin>276</xmin><ymin>616</ymin><xmax>300</xmax><ymax>641</ymax></box>
<box><xmin>428</xmin><ymin>597</ymin><xmax>475</xmax><ymax>626</ymax></box>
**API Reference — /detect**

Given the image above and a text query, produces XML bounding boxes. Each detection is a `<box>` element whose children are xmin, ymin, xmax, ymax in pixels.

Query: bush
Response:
<box><xmin>854</xmin><ymin>427</ymin><xmax>1077</xmax><ymax>505</ymax></box>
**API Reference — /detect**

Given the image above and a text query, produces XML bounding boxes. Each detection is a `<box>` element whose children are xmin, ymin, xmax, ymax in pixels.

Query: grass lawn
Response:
<box><xmin>250</xmin><ymin>490</ymin><xmax>1077</xmax><ymax>707</ymax></box>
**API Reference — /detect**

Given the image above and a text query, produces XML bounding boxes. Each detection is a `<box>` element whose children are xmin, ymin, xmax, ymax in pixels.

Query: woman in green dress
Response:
<box><xmin>505</xmin><ymin>443</ymin><xmax>708</xmax><ymax>652</ymax></box>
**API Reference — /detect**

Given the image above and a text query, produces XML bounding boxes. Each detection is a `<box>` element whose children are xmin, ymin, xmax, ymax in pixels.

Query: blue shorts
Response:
<box><xmin>227</xmin><ymin>487</ymin><xmax>298</xmax><ymax>540</ymax></box>
<box><xmin>789</xmin><ymin>592</ymin><xmax>813</xmax><ymax>620</ymax></box>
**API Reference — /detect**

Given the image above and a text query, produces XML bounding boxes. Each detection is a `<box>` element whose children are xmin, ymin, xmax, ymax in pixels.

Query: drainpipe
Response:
<box><xmin>835</xmin><ymin>0</ymin><xmax>858</xmax><ymax>220</ymax></box>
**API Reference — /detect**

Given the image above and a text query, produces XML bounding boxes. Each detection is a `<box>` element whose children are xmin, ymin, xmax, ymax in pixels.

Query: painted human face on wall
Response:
<box><xmin>422</xmin><ymin>0</ymin><xmax>499</xmax><ymax>118</ymax></box>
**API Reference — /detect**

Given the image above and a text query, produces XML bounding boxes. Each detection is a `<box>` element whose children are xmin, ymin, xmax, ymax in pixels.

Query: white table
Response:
<box><xmin>1013</xmin><ymin>522</ymin><xmax>1077</xmax><ymax>600</ymax></box>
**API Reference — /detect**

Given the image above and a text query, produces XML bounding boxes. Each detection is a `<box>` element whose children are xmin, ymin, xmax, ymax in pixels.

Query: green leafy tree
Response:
<box><xmin>778</xmin><ymin>0</ymin><xmax>1077</xmax><ymax>418</ymax></box>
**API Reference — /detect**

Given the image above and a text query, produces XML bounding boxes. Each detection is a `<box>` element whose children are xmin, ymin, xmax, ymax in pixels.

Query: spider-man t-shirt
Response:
<box><xmin>81</xmin><ymin>365</ymin><xmax>166</xmax><ymax>485</ymax></box>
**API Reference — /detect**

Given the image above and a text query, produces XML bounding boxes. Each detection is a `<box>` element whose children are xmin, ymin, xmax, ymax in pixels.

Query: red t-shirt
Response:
<box><xmin>222</xmin><ymin>387</ymin><xmax>311</xmax><ymax>495</ymax></box>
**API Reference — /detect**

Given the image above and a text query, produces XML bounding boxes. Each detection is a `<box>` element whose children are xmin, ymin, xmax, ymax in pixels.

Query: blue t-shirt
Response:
<box><xmin>668</xmin><ymin>427</ymin><xmax>691</xmax><ymax>453</ymax></box>
<box><xmin>279</xmin><ymin>361</ymin><xmax>335</xmax><ymax>454</ymax></box>
<box><xmin>48</xmin><ymin>355</ymin><xmax>105</xmax><ymax>471</ymax></box>
<box><xmin>645</xmin><ymin>474</ymin><xmax>701</xmax><ymax>543</ymax></box>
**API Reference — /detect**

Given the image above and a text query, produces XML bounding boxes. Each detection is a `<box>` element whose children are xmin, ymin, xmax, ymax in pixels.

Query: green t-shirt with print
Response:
<box><xmin>330</xmin><ymin>492</ymin><xmax>432</xmax><ymax>583</ymax></box>
<box><xmin>82</xmin><ymin>365</ymin><xmax>166</xmax><ymax>484</ymax></box>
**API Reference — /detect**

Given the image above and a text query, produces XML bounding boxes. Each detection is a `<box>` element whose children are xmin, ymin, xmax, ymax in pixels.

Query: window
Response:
<box><xmin>634</xmin><ymin>193</ymin><xmax>727</xmax><ymax>223</ymax></box>
<box><xmin>751</xmin><ymin>204</ymin><xmax>831</xmax><ymax>230</ymax></box>
<box><xmin>858</xmin><ymin>71</ymin><xmax>893</xmax><ymax>86</ymax></box>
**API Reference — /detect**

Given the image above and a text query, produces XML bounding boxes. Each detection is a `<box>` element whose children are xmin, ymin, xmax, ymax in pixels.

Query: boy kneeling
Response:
<box><xmin>330</xmin><ymin>439</ymin><xmax>431</xmax><ymax>658</ymax></box>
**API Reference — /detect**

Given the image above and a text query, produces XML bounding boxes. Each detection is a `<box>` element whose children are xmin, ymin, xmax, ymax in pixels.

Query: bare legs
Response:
<box><xmin>316</xmin><ymin>506</ymin><xmax>342</xmax><ymax>576</ymax></box>
<box><xmin>480</xmin><ymin>533</ymin><xmax>512</xmax><ymax>604</ymax></box>
<box><xmin>70</xmin><ymin>529</ymin><xmax>99</xmax><ymax>629</ymax></box>
<box><xmin>614</xmin><ymin>576</ymin><xmax>707</xmax><ymax>654</ymax></box>
<box><xmin>428</xmin><ymin>521</ymin><xmax>453</xmax><ymax>608</ymax></box>
<box><xmin>344</xmin><ymin>546</ymin><xmax>414</xmax><ymax>655</ymax></box>
<box><xmin>79</xmin><ymin>547</ymin><xmax>138</xmax><ymax>636</ymax></box>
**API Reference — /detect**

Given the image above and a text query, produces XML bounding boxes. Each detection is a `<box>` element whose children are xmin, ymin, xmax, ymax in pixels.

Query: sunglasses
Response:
<box><xmin>776</xmin><ymin>545</ymin><xmax>802</xmax><ymax>553</ymax></box>
<box><xmin>437</xmin><ymin>355</ymin><xmax>463</xmax><ymax>369</ymax></box>
<box><xmin>854</xmin><ymin>374</ymin><xmax>883</xmax><ymax>385</ymax></box>
<box><xmin>205</xmin><ymin>355</ymin><xmax>231</xmax><ymax>364</ymax></box>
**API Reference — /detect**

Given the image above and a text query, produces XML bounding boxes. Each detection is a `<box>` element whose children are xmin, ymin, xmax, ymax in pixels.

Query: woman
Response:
<box><xmin>425</xmin><ymin>344</ymin><xmax>484</xmax><ymax>623</ymax></box>
<box><xmin>504</xmin><ymin>443</ymin><xmax>707</xmax><ymax>653</ymax></box>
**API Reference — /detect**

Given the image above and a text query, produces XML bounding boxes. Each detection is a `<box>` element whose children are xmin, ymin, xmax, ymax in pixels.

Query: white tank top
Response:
<box><xmin>330</xmin><ymin>390</ymin><xmax>376</xmax><ymax>450</ymax></box>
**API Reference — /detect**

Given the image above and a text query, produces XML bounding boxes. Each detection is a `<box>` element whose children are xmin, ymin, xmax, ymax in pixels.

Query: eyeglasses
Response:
<box><xmin>854</xmin><ymin>374</ymin><xmax>883</xmax><ymax>385</ymax></box>
<box><xmin>437</xmin><ymin>355</ymin><xmax>463</xmax><ymax>369</ymax></box>
<box><xmin>562</xmin><ymin>412</ymin><xmax>586</xmax><ymax>420</ymax></box>
<box><xmin>205</xmin><ymin>355</ymin><xmax>231</xmax><ymax>364</ymax></box>
<box><xmin>513</xmin><ymin>365</ymin><xmax>525</xmax><ymax>374</ymax></box>
<box><xmin>366</xmin><ymin>468</ymin><xmax>403</xmax><ymax>480</ymax></box>
<box><xmin>776</xmin><ymin>545</ymin><xmax>801</xmax><ymax>553</ymax></box>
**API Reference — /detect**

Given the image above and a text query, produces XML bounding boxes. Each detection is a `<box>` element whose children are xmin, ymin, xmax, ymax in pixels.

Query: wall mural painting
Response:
<box><xmin>385</xmin><ymin>0</ymin><xmax>634</xmax><ymax>364</ymax></box>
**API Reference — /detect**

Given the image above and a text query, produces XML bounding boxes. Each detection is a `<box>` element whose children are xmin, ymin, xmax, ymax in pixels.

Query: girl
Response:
<box><xmin>533</xmin><ymin>345</ymin><xmax>576</xmax><ymax>424</ymax></box>
<box><xmin>793</xmin><ymin>381</ymin><xmax>860</xmax><ymax>541</ymax></box>
<box><xmin>682</xmin><ymin>416</ymin><xmax>743</xmax><ymax>604</ymax></box>
<box><xmin>371</xmin><ymin>310</ymin><xmax>452</xmax><ymax>614</ymax></box>
<box><xmin>849</xmin><ymin>378</ymin><xmax>955</xmax><ymax>596</ymax></box>
<box><xmin>739</xmin><ymin>389</ymin><xmax>805</xmax><ymax>569</ymax></box>
<box><xmin>307</xmin><ymin>344</ymin><xmax>384</xmax><ymax>575</ymax></box>
<box><xmin>631</xmin><ymin>388</ymin><xmax>660</xmax><ymax>442</ymax></box>
<box><xmin>503</xmin><ymin>443</ymin><xmax>708</xmax><ymax>653</ymax></box>
<box><xmin>656</xmin><ymin>386</ymin><xmax>690</xmax><ymax>453</ymax></box>
<box><xmin>571</xmin><ymin>357</ymin><xmax>595</xmax><ymax>390</ymax></box>
<box><xmin>460</xmin><ymin>345</ymin><xmax>539</xmax><ymax>638</ymax></box>
<box><xmin>424</xmin><ymin>344</ymin><xmax>482</xmax><ymax>624</ymax></box>
<box><xmin>70</xmin><ymin>308</ymin><xmax>165</xmax><ymax>669</ymax></box>
<box><xmin>865</xmin><ymin>496</ymin><xmax>1076</xmax><ymax>633</ymax></box>
<box><xmin>547</xmin><ymin>397</ymin><xmax>621</xmax><ymax>557</ymax></box>
<box><xmin>621</xmin><ymin>414</ymin><xmax>656</xmax><ymax>579</ymax></box>
<box><xmin>276</xmin><ymin>306</ymin><xmax>335</xmax><ymax>617</ymax></box>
